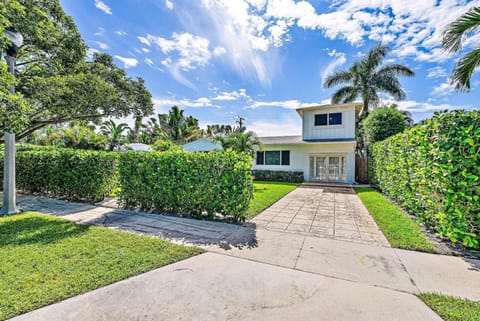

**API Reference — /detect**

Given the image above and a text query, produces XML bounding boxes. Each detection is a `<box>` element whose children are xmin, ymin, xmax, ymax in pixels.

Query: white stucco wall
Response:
<box><xmin>252</xmin><ymin>142</ymin><xmax>356</xmax><ymax>183</ymax></box>
<box><xmin>302</xmin><ymin>105</ymin><xmax>356</xmax><ymax>140</ymax></box>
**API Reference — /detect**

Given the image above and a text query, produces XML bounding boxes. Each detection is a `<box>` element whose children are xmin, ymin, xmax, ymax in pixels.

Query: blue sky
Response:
<box><xmin>60</xmin><ymin>0</ymin><xmax>480</xmax><ymax>136</ymax></box>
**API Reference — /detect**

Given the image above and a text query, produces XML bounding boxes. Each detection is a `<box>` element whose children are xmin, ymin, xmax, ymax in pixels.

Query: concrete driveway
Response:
<box><xmin>9</xmin><ymin>187</ymin><xmax>480</xmax><ymax>321</ymax></box>
<box><xmin>251</xmin><ymin>185</ymin><xmax>389</xmax><ymax>246</ymax></box>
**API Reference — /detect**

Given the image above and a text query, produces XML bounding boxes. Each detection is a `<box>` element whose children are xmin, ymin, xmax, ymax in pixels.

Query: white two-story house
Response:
<box><xmin>252</xmin><ymin>102</ymin><xmax>362</xmax><ymax>184</ymax></box>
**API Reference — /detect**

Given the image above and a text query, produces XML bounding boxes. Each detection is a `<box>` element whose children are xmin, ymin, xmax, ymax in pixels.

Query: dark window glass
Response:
<box><xmin>329</xmin><ymin>112</ymin><xmax>342</xmax><ymax>125</ymax></box>
<box><xmin>314</xmin><ymin>114</ymin><xmax>328</xmax><ymax>126</ymax></box>
<box><xmin>256</xmin><ymin>151</ymin><xmax>264</xmax><ymax>165</ymax></box>
<box><xmin>265</xmin><ymin>151</ymin><xmax>281</xmax><ymax>165</ymax></box>
<box><xmin>281</xmin><ymin>151</ymin><xmax>290</xmax><ymax>165</ymax></box>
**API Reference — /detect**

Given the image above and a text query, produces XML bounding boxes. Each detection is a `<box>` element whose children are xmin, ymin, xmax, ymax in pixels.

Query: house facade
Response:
<box><xmin>252</xmin><ymin>102</ymin><xmax>362</xmax><ymax>184</ymax></box>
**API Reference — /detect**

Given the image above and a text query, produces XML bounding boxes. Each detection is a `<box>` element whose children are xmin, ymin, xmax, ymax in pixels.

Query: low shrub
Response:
<box><xmin>0</xmin><ymin>149</ymin><xmax>119</xmax><ymax>202</ymax></box>
<box><xmin>118</xmin><ymin>150</ymin><xmax>253</xmax><ymax>221</ymax></box>
<box><xmin>252</xmin><ymin>170</ymin><xmax>304</xmax><ymax>183</ymax></box>
<box><xmin>371</xmin><ymin>110</ymin><xmax>480</xmax><ymax>248</ymax></box>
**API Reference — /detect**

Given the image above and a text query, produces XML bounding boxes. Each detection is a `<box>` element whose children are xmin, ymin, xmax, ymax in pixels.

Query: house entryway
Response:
<box><xmin>309</xmin><ymin>155</ymin><xmax>346</xmax><ymax>182</ymax></box>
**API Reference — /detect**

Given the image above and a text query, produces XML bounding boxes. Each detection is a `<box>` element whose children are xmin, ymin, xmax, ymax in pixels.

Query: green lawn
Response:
<box><xmin>418</xmin><ymin>293</ymin><xmax>480</xmax><ymax>321</ymax></box>
<box><xmin>354</xmin><ymin>187</ymin><xmax>435</xmax><ymax>252</ymax></box>
<box><xmin>0</xmin><ymin>212</ymin><xmax>203</xmax><ymax>320</ymax></box>
<box><xmin>246</xmin><ymin>181</ymin><xmax>300</xmax><ymax>220</ymax></box>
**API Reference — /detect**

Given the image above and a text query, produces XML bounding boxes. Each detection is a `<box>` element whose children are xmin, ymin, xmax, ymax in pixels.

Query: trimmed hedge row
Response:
<box><xmin>371</xmin><ymin>110</ymin><xmax>480</xmax><ymax>248</ymax></box>
<box><xmin>0</xmin><ymin>149</ymin><xmax>119</xmax><ymax>202</ymax></box>
<box><xmin>252</xmin><ymin>170</ymin><xmax>304</xmax><ymax>183</ymax></box>
<box><xmin>118</xmin><ymin>150</ymin><xmax>253</xmax><ymax>221</ymax></box>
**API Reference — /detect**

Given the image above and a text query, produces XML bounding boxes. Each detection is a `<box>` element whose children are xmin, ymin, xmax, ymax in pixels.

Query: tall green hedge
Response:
<box><xmin>0</xmin><ymin>149</ymin><xmax>119</xmax><ymax>202</ymax></box>
<box><xmin>118</xmin><ymin>150</ymin><xmax>253</xmax><ymax>221</ymax></box>
<box><xmin>371</xmin><ymin>110</ymin><xmax>480</xmax><ymax>248</ymax></box>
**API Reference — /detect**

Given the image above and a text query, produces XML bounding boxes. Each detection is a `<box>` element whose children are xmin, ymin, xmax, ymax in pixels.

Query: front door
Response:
<box><xmin>309</xmin><ymin>155</ymin><xmax>346</xmax><ymax>182</ymax></box>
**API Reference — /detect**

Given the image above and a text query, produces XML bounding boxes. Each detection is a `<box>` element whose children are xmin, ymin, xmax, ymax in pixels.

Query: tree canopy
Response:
<box><xmin>442</xmin><ymin>6</ymin><xmax>480</xmax><ymax>91</ymax></box>
<box><xmin>323</xmin><ymin>43</ymin><xmax>414</xmax><ymax>114</ymax></box>
<box><xmin>361</xmin><ymin>107</ymin><xmax>407</xmax><ymax>148</ymax></box>
<box><xmin>0</xmin><ymin>0</ymin><xmax>153</xmax><ymax>140</ymax></box>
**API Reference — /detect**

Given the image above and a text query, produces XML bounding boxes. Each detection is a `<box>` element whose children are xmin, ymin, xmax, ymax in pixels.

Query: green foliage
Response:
<box><xmin>323</xmin><ymin>43</ymin><xmax>414</xmax><ymax>112</ymax></box>
<box><xmin>151</xmin><ymin>138</ymin><xmax>181</xmax><ymax>152</ymax></box>
<box><xmin>252</xmin><ymin>170</ymin><xmax>304</xmax><ymax>183</ymax></box>
<box><xmin>247</xmin><ymin>181</ymin><xmax>300</xmax><ymax>219</ymax></box>
<box><xmin>0</xmin><ymin>212</ymin><xmax>202</xmax><ymax>320</ymax></box>
<box><xmin>100</xmin><ymin>119</ymin><xmax>129</xmax><ymax>151</ymax></box>
<box><xmin>442</xmin><ymin>6</ymin><xmax>480</xmax><ymax>91</ymax></box>
<box><xmin>215</xmin><ymin>131</ymin><xmax>262</xmax><ymax>156</ymax></box>
<box><xmin>361</xmin><ymin>107</ymin><xmax>407</xmax><ymax>148</ymax></box>
<box><xmin>26</xmin><ymin>124</ymin><xmax>107</xmax><ymax>150</ymax></box>
<box><xmin>418</xmin><ymin>293</ymin><xmax>480</xmax><ymax>321</ymax></box>
<box><xmin>371</xmin><ymin>110</ymin><xmax>480</xmax><ymax>248</ymax></box>
<box><xmin>355</xmin><ymin>187</ymin><xmax>435</xmax><ymax>252</ymax></box>
<box><xmin>0</xmin><ymin>149</ymin><xmax>119</xmax><ymax>202</ymax></box>
<box><xmin>0</xmin><ymin>1</ymin><xmax>153</xmax><ymax>139</ymax></box>
<box><xmin>118</xmin><ymin>150</ymin><xmax>253</xmax><ymax>221</ymax></box>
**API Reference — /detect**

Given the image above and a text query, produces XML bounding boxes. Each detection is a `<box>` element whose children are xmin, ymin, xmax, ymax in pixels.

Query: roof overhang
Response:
<box><xmin>296</xmin><ymin>102</ymin><xmax>363</xmax><ymax>118</ymax></box>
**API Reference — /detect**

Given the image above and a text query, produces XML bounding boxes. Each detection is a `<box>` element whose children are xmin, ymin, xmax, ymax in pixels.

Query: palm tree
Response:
<box><xmin>323</xmin><ymin>43</ymin><xmax>415</xmax><ymax>115</ymax></box>
<box><xmin>127</xmin><ymin>115</ymin><xmax>145</xmax><ymax>143</ymax></box>
<box><xmin>158</xmin><ymin>106</ymin><xmax>202</xmax><ymax>144</ymax></box>
<box><xmin>442</xmin><ymin>7</ymin><xmax>480</xmax><ymax>91</ymax></box>
<box><xmin>100</xmin><ymin>119</ymin><xmax>130</xmax><ymax>151</ymax></box>
<box><xmin>214</xmin><ymin>131</ymin><xmax>261</xmax><ymax>156</ymax></box>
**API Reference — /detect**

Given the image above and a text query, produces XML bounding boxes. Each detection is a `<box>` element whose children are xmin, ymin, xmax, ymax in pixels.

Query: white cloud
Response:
<box><xmin>431</xmin><ymin>79</ymin><xmax>455</xmax><ymax>97</ymax></box>
<box><xmin>165</xmin><ymin>0</ymin><xmax>174</xmax><ymax>10</ymax></box>
<box><xmin>144</xmin><ymin>58</ymin><xmax>154</xmax><ymax>67</ymax></box>
<box><xmin>249</xmin><ymin>99</ymin><xmax>317</xmax><ymax>110</ymax></box>
<box><xmin>212</xmin><ymin>89</ymin><xmax>249</xmax><ymax>101</ymax></box>
<box><xmin>153</xmin><ymin>97</ymin><xmax>219</xmax><ymax>112</ymax></box>
<box><xmin>94</xmin><ymin>27</ymin><xmax>106</xmax><ymax>36</ymax></box>
<box><xmin>86</xmin><ymin>48</ymin><xmax>100</xmax><ymax>60</ymax></box>
<box><xmin>115</xmin><ymin>30</ymin><xmax>127</xmax><ymax>36</ymax></box>
<box><xmin>94</xmin><ymin>41</ymin><xmax>109</xmax><ymax>50</ymax></box>
<box><xmin>94</xmin><ymin>0</ymin><xmax>112</xmax><ymax>15</ymax></box>
<box><xmin>137</xmin><ymin>36</ymin><xmax>152</xmax><ymax>47</ymax></box>
<box><xmin>395</xmin><ymin>100</ymin><xmax>467</xmax><ymax>113</ymax></box>
<box><xmin>321</xmin><ymin>51</ymin><xmax>347</xmax><ymax>83</ymax></box>
<box><xmin>114</xmin><ymin>55</ymin><xmax>139</xmax><ymax>68</ymax></box>
<box><xmin>147</xmin><ymin>32</ymin><xmax>211</xmax><ymax>71</ymax></box>
<box><xmin>213</xmin><ymin>46</ymin><xmax>227</xmax><ymax>56</ymax></box>
<box><xmin>142</xmin><ymin>48</ymin><xmax>151</xmax><ymax>53</ymax></box>
<box><xmin>249</xmin><ymin>117</ymin><xmax>302</xmax><ymax>136</ymax></box>
<box><xmin>427</xmin><ymin>67</ymin><xmax>448</xmax><ymax>79</ymax></box>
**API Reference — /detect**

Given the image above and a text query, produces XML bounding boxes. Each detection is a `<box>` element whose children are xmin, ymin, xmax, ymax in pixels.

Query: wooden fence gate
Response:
<box><xmin>355</xmin><ymin>157</ymin><xmax>370</xmax><ymax>184</ymax></box>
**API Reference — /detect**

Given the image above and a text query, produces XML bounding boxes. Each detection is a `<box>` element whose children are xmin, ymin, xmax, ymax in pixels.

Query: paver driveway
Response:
<box><xmin>251</xmin><ymin>185</ymin><xmax>389</xmax><ymax>247</ymax></box>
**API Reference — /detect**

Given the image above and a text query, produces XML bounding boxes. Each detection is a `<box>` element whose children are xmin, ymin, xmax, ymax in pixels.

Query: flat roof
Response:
<box><xmin>296</xmin><ymin>102</ymin><xmax>363</xmax><ymax>117</ymax></box>
<box><xmin>258</xmin><ymin>135</ymin><xmax>356</xmax><ymax>145</ymax></box>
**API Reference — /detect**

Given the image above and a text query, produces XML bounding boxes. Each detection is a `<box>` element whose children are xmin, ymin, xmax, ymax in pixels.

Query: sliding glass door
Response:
<box><xmin>309</xmin><ymin>155</ymin><xmax>346</xmax><ymax>182</ymax></box>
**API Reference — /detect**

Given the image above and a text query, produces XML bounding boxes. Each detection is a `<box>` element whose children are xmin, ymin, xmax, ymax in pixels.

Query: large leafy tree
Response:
<box><xmin>442</xmin><ymin>6</ymin><xmax>480</xmax><ymax>91</ymax></box>
<box><xmin>323</xmin><ymin>43</ymin><xmax>415</xmax><ymax>115</ymax></box>
<box><xmin>0</xmin><ymin>0</ymin><xmax>153</xmax><ymax>140</ymax></box>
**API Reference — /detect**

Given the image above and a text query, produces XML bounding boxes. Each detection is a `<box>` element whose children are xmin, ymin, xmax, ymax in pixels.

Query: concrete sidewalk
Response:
<box><xmin>8</xmin><ymin>190</ymin><xmax>480</xmax><ymax>320</ymax></box>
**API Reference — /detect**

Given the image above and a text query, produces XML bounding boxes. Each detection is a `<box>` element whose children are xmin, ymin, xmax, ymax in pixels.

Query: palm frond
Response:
<box><xmin>364</xmin><ymin>43</ymin><xmax>389</xmax><ymax>71</ymax></box>
<box><xmin>451</xmin><ymin>47</ymin><xmax>480</xmax><ymax>91</ymax></box>
<box><xmin>331</xmin><ymin>86</ymin><xmax>358</xmax><ymax>104</ymax></box>
<box><xmin>377</xmin><ymin>64</ymin><xmax>415</xmax><ymax>77</ymax></box>
<box><xmin>443</xmin><ymin>7</ymin><xmax>480</xmax><ymax>54</ymax></box>
<box><xmin>323</xmin><ymin>71</ymin><xmax>353</xmax><ymax>88</ymax></box>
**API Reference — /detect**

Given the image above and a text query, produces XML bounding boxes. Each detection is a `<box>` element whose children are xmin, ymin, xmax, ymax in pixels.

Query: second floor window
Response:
<box><xmin>315</xmin><ymin>112</ymin><xmax>342</xmax><ymax>126</ymax></box>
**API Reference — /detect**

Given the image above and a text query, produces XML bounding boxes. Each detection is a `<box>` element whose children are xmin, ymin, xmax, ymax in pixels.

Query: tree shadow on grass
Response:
<box><xmin>0</xmin><ymin>215</ymin><xmax>90</xmax><ymax>247</ymax></box>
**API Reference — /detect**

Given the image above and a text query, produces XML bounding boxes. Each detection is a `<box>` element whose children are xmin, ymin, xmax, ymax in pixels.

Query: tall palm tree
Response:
<box><xmin>127</xmin><ymin>115</ymin><xmax>145</xmax><ymax>143</ymax></box>
<box><xmin>442</xmin><ymin>7</ymin><xmax>480</xmax><ymax>91</ymax></box>
<box><xmin>158</xmin><ymin>106</ymin><xmax>202</xmax><ymax>144</ymax></box>
<box><xmin>214</xmin><ymin>131</ymin><xmax>261</xmax><ymax>156</ymax></box>
<box><xmin>323</xmin><ymin>43</ymin><xmax>415</xmax><ymax>115</ymax></box>
<box><xmin>100</xmin><ymin>119</ymin><xmax>129</xmax><ymax>151</ymax></box>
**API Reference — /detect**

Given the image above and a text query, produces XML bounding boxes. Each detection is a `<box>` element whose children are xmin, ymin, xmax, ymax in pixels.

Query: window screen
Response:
<box><xmin>329</xmin><ymin>112</ymin><xmax>342</xmax><ymax>125</ymax></box>
<box><xmin>281</xmin><ymin>151</ymin><xmax>290</xmax><ymax>165</ymax></box>
<box><xmin>314</xmin><ymin>114</ymin><xmax>328</xmax><ymax>126</ymax></box>
<box><xmin>256</xmin><ymin>151</ymin><xmax>264</xmax><ymax>165</ymax></box>
<box><xmin>265</xmin><ymin>151</ymin><xmax>281</xmax><ymax>165</ymax></box>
